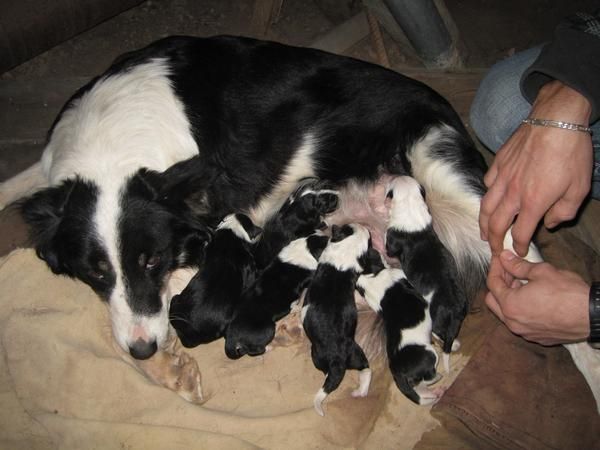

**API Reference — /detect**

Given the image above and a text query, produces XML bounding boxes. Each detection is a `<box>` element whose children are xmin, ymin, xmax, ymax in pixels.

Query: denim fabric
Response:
<box><xmin>470</xmin><ymin>47</ymin><xmax>600</xmax><ymax>199</ymax></box>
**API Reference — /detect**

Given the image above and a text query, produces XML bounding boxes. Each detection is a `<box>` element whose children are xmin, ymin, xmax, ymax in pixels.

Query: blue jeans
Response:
<box><xmin>470</xmin><ymin>47</ymin><xmax>600</xmax><ymax>199</ymax></box>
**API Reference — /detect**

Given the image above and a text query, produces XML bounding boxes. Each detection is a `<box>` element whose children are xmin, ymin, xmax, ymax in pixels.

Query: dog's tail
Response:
<box><xmin>408</xmin><ymin>124</ymin><xmax>490</xmax><ymax>304</ymax></box>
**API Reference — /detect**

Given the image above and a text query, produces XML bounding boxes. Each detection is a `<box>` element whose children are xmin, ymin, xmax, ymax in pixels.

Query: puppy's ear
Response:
<box><xmin>419</xmin><ymin>184</ymin><xmax>427</xmax><ymax>202</ymax></box>
<box><xmin>314</xmin><ymin>192</ymin><xmax>338</xmax><ymax>215</ymax></box>
<box><xmin>306</xmin><ymin>234</ymin><xmax>329</xmax><ymax>261</ymax></box>
<box><xmin>385</xmin><ymin>229</ymin><xmax>403</xmax><ymax>259</ymax></box>
<box><xmin>19</xmin><ymin>180</ymin><xmax>77</xmax><ymax>274</ymax></box>
<box><xmin>330</xmin><ymin>224</ymin><xmax>352</xmax><ymax>243</ymax></box>
<box><xmin>172</xmin><ymin>222</ymin><xmax>212</xmax><ymax>267</ymax></box>
<box><xmin>235</xmin><ymin>214</ymin><xmax>262</xmax><ymax>241</ymax></box>
<box><xmin>360</xmin><ymin>247</ymin><xmax>385</xmax><ymax>275</ymax></box>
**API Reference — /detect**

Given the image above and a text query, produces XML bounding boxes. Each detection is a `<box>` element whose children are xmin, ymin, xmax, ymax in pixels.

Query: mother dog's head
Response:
<box><xmin>20</xmin><ymin>168</ymin><xmax>211</xmax><ymax>359</ymax></box>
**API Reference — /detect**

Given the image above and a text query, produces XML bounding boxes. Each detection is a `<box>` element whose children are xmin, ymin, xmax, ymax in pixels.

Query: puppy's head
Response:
<box><xmin>320</xmin><ymin>224</ymin><xmax>372</xmax><ymax>273</ymax></box>
<box><xmin>280</xmin><ymin>179</ymin><xmax>339</xmax><ymax>235</ymax></box>
<box><xmin>224</xmin><ymin>305</ymin><xmax>275</xmax><ymax>359</ymax></box>
<box><xmin>390</xmin><ymin>344</ymin><xmax>440</xmax><ymax>405</ymax></box>
<box><xmin>386</xmin><ymin>176</ymin><xmax>431</xmax><ymax>234</ymax></box>
<box><xmin>20</xmin><ymin>170</ymin><xmax>211</xmax><ymax>359</ymax></box>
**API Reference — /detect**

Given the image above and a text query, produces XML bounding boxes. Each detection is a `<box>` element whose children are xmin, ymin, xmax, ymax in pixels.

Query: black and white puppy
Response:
<box><xmin>302</xmin><ymin>223</ymin><xmax>382</xmax><ymax>416</ymax></box>
<box><xmin>357</xmin><ymin>267</ymin><xmax>443</xmax><ymax>405</ymax></box>
<box><xmin>225</xmin><ymin>233</ymin><xmax>330</xmax><ymax>359</ymax></box>
<box><xmin>169</xmin><ymin>213</ymin><xmax>261</xmax><ymax>347</ymax></box>
<box><xmin>253</xmin><ymin>178</ymin><xmax>339</xmax><ymax>269</ymax></box>
<box><xmin>385</xmin><ymin>176</ymin><xmax>467</xmax><ymax>373</ymax></box>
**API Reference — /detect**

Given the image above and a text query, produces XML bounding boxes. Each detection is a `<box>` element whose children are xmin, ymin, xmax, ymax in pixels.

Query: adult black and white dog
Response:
<box><xmin>0</xmin><ymin>35</ymin><xmax>490</xmax><ymax>362</ymax></box>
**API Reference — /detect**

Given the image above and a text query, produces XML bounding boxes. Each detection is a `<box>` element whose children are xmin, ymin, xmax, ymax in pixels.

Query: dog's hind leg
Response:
<box><xmin>348</xmin><ymin>344</ymin><xmax>371</xmax><ymax>398</ymax></box>
<box><xmin>113</xmin><ymin>332</ymin><xmax>204</xmax><ymax>403</ymax></box>
<box><xmin>0</xmin><ymin>162</ymin><xmax>46</xmax><ymax>210</ymax></box>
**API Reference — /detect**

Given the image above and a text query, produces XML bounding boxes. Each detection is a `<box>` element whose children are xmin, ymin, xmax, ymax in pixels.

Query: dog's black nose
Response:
<box><xmin>129</xmin><ymin>338</ymin><xmax>158</xmax><ymax>360</ymax></box>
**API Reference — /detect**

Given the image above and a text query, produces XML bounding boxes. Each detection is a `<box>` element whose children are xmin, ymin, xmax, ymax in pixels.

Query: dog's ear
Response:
<box><xmin>330</xmin><ymin>224</ymin><xmax>352</xmax><ymax>243</ymax></box>
<box><xmin>360</xmin><ymin>247</ymin><xmax>385</xmax><ymax>275</ymax></box>
<box><xmin>129</xmin><ymin>168</ymin><xmax>165</xmax><ymax>200</ymax></box>
<box><xmin>306</xmin><ymin>234</ymin><xmax>329</xmax><ymax>261</ymax></box>
<box><xmin>235</xmin><ymin>213</ymin><xmax>262</xmax><ymax>241</ymax></box>
<box><xmin>19</xmin><ymin>180</ymin><xmax>78</xmax><ymax>274</ymax></box>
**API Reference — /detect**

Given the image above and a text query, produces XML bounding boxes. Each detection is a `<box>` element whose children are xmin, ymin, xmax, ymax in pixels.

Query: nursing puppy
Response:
<box><xmin>253</xmin><ymin>178</ymin><xmax>339</xmax><ymax>269</ymax></box>
<box><xmin>169</xmin><ymin>213</ymin><xmax>261</xmax><ymax>347</ymax></box>
<box><xmin>385</xmin><ymin>176</ymin><xmax>467</xmax><ymax>372</ymax></box>
<box><xmin>225</xmin><ymin>233</ymin><xmax>329</xmax><ymax>359</ymax></box>
<box><xmin>357</xmin><ymin>267</ymin><xmax>443</xmax><ymax>405</ymax></box>
<box><xmin>302</xmin><ymin>223</ymin><xmax>382</xmax><ymax>416</ymax></box>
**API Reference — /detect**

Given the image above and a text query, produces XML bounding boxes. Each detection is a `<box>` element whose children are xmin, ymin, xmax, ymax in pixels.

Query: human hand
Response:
<box><xmin>480</xmin><ymin>81</ymin><xmax>593</xmax><ymax>256</ymax></box>
<box><xmin>486</xmin><ymin>250</ymin><xmax>590</xmax><ymax>345</ymax></box>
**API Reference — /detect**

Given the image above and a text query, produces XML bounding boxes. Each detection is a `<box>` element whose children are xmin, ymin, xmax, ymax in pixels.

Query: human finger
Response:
<box><xmin>483</xmin><ymin>162</ymin><xmax>499</xmax><ymax>189</ymax></box>
<box><xmin>544</xmin><ymin>196</ymin><xmax>581</xmax><ymax>229</ymax></box>
<box><xmin>510</xmin><ymin>201</ymin><xmax>546</xmax><ymax>257</ymax></box>
<box><xmin>497</xmin><ymin>250</ymin><xmax>534</xmax><ymax>281</ymax></box>
<box><xmin>486</xmin><ymin>195</ymin><xmax>519</xmax><ymax>255</ymax></box>
<box><xmin>484</xmin><ymin>291</ymin><xmax>505</xmax><ymax>322</ymax></box>
<box><xmin>486</xmin><ymin>256</ymin><xmax>510</xmax><ymax>298</ymax></box>
<box><xmin>479</xmin><ymin>178</ymin><xmax>507</xmax><ymax>242</ymax></box>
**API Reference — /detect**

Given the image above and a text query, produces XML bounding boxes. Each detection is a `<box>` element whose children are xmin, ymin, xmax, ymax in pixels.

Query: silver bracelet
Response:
<box><xmin>522</xmin><ymin>118</ymin><xmax>592</xmax><ymax>134</ymax></box>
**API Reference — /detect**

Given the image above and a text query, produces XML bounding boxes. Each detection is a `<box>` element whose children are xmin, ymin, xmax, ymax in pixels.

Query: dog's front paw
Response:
<box><xmin>272</xmin><ymin>313</ymin><xmax>304</xmax><ymax>347</ymax></box>
<box><xmin>167</xmin><ymin>351</ymin><xmax>204</xmax><ymax>403</ymax></box>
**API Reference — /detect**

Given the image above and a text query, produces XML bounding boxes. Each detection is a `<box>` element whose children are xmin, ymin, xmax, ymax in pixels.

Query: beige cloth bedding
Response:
<box><xmin>0</xmin><ymin>249</ymin><xmax>478</xmax><ymax>449</ymax></box>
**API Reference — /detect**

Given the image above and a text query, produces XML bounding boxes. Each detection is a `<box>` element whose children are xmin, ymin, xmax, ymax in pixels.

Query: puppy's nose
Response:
<box><xmin>128</xmin><ymin>338</ymin><xmax>157</xmax><ymax>360</ymax></box>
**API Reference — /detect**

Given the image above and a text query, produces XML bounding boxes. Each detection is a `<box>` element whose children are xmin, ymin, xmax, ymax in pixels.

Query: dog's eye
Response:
<box><xmin>145</xmin><ymin>254</ymin><xmax>161</xmax><ymax>270</ymax></box>
<box><xmin>88</xmin><ymin>270</ymin><xmax>105</xmax><ymax>281</ymax></box>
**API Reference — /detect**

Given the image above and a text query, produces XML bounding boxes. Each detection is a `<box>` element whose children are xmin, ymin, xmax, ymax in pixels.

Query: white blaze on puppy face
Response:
<box><xmin>387</xmin><ymin>176</ymin><xmax>432</xmax><ymax>233</ymax></box>
<box><xmin>319</xmin><ymin>224</ymin><xmax>371</xmax><ymax>272</ymax></box>
<box><xmin>278</xmin><ymin>237</ymin><xmax>320</xmax><ymax>271</ymax></box>
<box><xmin>356</xmin><ymin>268</ymin><xmax>407</xmax><ymax>313</ymax></box>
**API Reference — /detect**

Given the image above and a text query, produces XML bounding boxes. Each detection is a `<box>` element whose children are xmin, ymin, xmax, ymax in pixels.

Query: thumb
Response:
<box><xmin>498</xmin><ymin>250</ymin><xmax>534</xmax><ymax>281</ymax></box>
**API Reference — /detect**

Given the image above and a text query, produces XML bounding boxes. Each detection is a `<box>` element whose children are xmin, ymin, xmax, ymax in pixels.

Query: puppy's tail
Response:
<box><xmin>407</xmin><ymin>124</ymin><xmax>490</xmax><ymax>303</ymax></box>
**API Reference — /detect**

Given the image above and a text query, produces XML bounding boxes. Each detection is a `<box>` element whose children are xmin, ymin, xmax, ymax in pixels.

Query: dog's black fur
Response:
<box><xmin>169</xmin><ymin>213</ymin><xmax>261</xmax><ymax>347</ymax></box>
<box><xmin>225</xmin><ymin>233</ymin><xmax>329</xmax><ymax>359</ymax></box>
<box><xmin>357</xmin><ymin>267</ymin><xmax>440</xmax><ymax>405</ymax></box>
<box><xmin>302</xmin><ymin>224</ymin><xmax>382</xmax><ymax>415</ymax></box>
